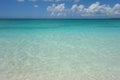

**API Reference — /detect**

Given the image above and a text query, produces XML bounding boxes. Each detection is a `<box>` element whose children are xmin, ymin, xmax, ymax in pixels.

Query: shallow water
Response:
<box><xmin>0</xmin><ymin>19</ymin><xmax>120</xmax><ymax>80</ymax></box>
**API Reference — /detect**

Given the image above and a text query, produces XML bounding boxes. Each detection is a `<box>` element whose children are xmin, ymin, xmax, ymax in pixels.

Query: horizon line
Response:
<box><xmin>0</xmin><ymin>18</ymin><xmax>120</xmax><ymax>20</ymax></box>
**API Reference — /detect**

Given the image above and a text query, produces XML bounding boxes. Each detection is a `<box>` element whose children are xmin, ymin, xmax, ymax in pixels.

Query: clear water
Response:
<box><xmin>0</xmin><ymin>19</ymin><xmax>120</xmax><ymax>80</ymax></box>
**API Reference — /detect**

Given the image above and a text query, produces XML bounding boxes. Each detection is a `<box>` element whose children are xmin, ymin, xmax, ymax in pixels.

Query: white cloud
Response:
<box><xmin>34</xmin><ymin>5</ymin><xmax>39</xmax><ymax>8</ymax></box>
<box><xmin>47</xmin><ymin>2</ymin><xmax>120</xmax><ymax>17</ymax></box>
<box><xmin>113</xmin><ymin>4</ymin><xmax>120</xmax><ymax>15</ymax></box>
<box><xmin>17</xmin><ymin>0</ymin><xmax>25</xmax><ymax>2</ymax></box>
<box><xmin>71</xmin><ymin>4</ymin><xmax>85</xmax><ymax>13</ymax></box>
<box><xmin>73</xmin><ymin>2</ymin><xmax>120</xmax><ymax>16</ymax></box>
<box><xmin>84</xmin><ymin>2</ymin><xmax>112</xmax><ymax>16</ymax></box>
<box><xmin>17</xmin><ymin>0</ymin><xmax>38</xmax><ymax>2</ymax></box>
<box><xmin>47</xmin><ymin>4</ymin><xmax>66</xmax><ymax>16</ymax></box>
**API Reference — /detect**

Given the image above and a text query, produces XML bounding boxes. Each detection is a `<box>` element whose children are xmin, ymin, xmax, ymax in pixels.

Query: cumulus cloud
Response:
<box><xmin>47</xmin><ymin>2</ymin><xmax>120</xmax><ymax>17</ymax></box>
<box><xmin>113</xmin><ymin>4</ymin><xmax>120</xmax><ymax>15</ymax></box>
<box><xmin>73</xmin><ymin>2</ymin><xmax>120</xmax><ymax>16</ymax></box>
<box><xmin>47</xmin><ymin>4</ymin><xmax>66</xmax><ymax>16</ymax></box>
<box><xmin>71</xmin><ymin>2</ymin><xmax>113</xmax><ymax>16</ymax></box>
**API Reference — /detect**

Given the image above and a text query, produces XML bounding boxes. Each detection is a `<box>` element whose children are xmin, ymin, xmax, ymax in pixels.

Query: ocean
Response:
<box><xmin>0</xmin><ymin>19</ymin><xmax>120</xmax><ymax>80</ymax></box>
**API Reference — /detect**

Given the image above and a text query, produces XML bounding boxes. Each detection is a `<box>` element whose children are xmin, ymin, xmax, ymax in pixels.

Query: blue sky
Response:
<box><xmin>0</xmin><ymin>0</ymin><xmax>120</xmax><ymax>18</ymax></box>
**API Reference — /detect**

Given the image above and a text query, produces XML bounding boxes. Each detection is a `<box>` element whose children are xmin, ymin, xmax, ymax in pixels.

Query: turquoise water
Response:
<box><xmin>0</xmin><ymin>19</ymin><xmax>120</xmax><ymax>80</ymax></box>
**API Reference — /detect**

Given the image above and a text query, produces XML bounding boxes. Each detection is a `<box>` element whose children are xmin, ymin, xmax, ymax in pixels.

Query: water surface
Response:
<box><xmin>0</xmin><ymin>19</ymin><xmax>120</xmax><ymax>80</ymax></box>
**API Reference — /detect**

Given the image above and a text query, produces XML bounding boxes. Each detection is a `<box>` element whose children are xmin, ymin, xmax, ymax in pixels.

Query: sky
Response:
<box><xmin>0</xmin><ymin>0</ymin><xmax>120</xmax><ymax>18</ymax></box>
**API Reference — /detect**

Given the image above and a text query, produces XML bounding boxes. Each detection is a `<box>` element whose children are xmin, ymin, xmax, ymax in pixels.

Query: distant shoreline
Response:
<box><xmin>0</xmin><ymin>18</ymin><xmax>120</xmax><ymax>20</ymax></box>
